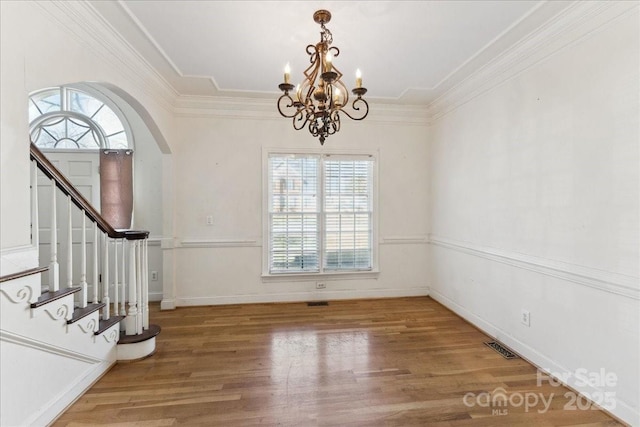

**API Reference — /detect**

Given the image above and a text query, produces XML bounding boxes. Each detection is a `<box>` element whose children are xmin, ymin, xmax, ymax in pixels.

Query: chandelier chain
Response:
<box><xmin>320</xmin><ymin>23</ymin><xmax>333</xmax><ymax>45</ymax></box>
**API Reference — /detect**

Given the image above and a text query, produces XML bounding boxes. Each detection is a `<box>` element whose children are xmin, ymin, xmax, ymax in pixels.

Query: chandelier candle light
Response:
<box><xmin>277</xmin><ymin>9</ymin><xmax>369</xmax><ymax>145</ymax></box>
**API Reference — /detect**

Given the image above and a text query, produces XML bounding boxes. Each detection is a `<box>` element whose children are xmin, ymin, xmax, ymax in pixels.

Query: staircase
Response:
<box><xmin>0</xmin><ymin>144</ymin><xmax>160</xmax><ymax>426</ymax></box>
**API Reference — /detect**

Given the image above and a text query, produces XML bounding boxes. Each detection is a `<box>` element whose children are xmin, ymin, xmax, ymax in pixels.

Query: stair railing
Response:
<box><xmin>30</xmin><ymin>143</ymin><xmax>150</xmax><ymax>336</ymax></box>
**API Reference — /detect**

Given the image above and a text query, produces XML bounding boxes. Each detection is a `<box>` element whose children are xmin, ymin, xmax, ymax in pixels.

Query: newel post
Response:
<box><xmin>126</xmin><ymin>239</ymin><xmax>138</xmax><ymax>335</ymax></box>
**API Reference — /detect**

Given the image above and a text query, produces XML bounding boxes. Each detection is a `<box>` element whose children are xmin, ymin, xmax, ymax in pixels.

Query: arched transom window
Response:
<box><xmin>29</xmin><ymin>87</ymin><xmax>131</xmax><ymax>150</ymax></box>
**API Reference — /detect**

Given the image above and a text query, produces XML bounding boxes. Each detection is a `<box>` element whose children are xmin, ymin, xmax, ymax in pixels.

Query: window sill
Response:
<box><xmin>261</xmin><ymin>270</ymin><xmax>380</xmax><ymax>283</ymax></box>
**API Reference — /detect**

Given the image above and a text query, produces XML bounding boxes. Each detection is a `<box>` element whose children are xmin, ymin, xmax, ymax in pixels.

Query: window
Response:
<box><xmin>267</xmin><ymin>153</ymin><xmax>375</xmax><ymax>274</ymax></box>
<box><xmin>29</xmin><ymin>87</ymin><xmax>129</xmax><ymax>150</ymax></box>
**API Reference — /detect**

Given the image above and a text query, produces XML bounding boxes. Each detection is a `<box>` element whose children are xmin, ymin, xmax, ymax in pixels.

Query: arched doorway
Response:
<box><xmin>29</xmin><ymin>85</ymin><xmax>134</xmax><ymax>230</ymax></box>
<box><xmin>28</xmin><ymin>83</ymin><xmax>170</xmax><ymax>302</ymax></box>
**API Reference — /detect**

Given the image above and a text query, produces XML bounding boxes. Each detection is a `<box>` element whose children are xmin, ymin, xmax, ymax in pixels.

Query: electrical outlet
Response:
<box><xmin>151</xmin><ymin>271</ymin><xmax>158</xmax><ymax>281</ymax></box>
<box><xmin>206</xmin><ymin>215</ymin><xmax>214</xmax><ymax>225</ymax></box>
<box><xmin>521</xmin><ymin>310</ymin><xmax>530</xmax><ymax>327</ymax></box>
<box><xmin>316</xmin><ymin>282</ymin><xmax>326</xmax><ymax>289</ymax></box>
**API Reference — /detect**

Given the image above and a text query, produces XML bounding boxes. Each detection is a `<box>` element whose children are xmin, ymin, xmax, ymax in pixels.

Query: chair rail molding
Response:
<box><xmin>178</xmin><ymin>238</ymin><xmax>261</xmax><ymax>249</ymax></box>
<box><xmin>429</xmin><ymin>235</ymin><xmax>640</xmax><ymax>300</ymax></box>
<box><xmin>381</xmin><ymin>236</ymin><xmax>429</xmax><ymax>245</ymax></box>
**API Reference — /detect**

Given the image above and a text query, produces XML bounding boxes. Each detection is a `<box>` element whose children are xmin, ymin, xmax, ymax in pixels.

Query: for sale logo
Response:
<box><xmin>463</xmin><ymin>368</ymin><xmax>617</xmax><ymax>416</ymax></box>
<box><xmin>463</xmin><ymin>387</ymin><xmax>553</xmax><ymax>415</ymax></box>
<box><xmin>537</xmin><ymin>368</ymin><xmax>617</xmax><ymax>411</ymax></box>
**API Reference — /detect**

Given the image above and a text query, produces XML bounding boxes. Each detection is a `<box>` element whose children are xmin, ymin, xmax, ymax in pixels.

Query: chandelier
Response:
<box><xmin>277</xmin><ymin>10</ymin><xmax>369</xmax><ymax>145</ymax></box>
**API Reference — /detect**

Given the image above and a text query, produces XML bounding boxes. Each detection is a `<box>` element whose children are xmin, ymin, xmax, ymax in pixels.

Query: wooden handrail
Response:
<box><xmin>30</xmin><ymin>143</ymin><xmax>149</xmax><ymax>240</ymax></box>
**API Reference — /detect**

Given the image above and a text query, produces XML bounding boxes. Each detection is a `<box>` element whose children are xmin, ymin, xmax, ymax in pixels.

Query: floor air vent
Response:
<box><xmin>484</xmin><ymin>341</ymin><xmax>519</xmax><ymax>359</ymax></box>
<box><xmin>307</xmin><ymin>301</ymin><xmax>329</xmax><ymax>306</ymax></box>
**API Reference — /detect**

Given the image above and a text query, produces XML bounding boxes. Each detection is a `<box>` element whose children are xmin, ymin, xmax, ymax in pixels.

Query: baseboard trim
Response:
<box><xmin>160</xmin><ymin>298</ymin><xmax>176</xmax><ymax>310</ymax></box>
<box><xmin>148</xmin><ymin>291</ymin><xmax>163</xmax><ymax>302</ymax></box>
<box><xmin>175</xmin><ymin>287</ymin><xmax>429</xmax><ymax>306</ymax></box>
<box><xmin>429</xmin><ymin>288</ymin><xmax>639</xmax><ymax>426</ymax></box>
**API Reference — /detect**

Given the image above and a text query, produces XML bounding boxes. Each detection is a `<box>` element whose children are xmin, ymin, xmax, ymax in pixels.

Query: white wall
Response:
<box><xmin>0</xmin><ymin>2</ymin><xmax>32</xmax><ymax>251</ymax></box>
<box><xmin>167</xmin><ymin>109</ymin><xmax>430</xmax><ymax>306</ymax></box>
<box><xmin>428</xmin><ymin>5</ymin><xmax>639</xmax><ymax>425</ymax></box>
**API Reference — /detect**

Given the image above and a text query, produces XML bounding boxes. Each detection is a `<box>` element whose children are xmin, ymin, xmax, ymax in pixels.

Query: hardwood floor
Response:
<box><xmin>54</xmin><ymin>297</ymin><xmax>623</xmax><ymax>426</ymax></box>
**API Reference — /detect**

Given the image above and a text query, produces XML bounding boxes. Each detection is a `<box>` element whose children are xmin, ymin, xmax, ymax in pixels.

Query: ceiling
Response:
<box><xmin>91</xmin><ymin>1</ymin><xmax>574</xmax><ymax>106</ymax></box>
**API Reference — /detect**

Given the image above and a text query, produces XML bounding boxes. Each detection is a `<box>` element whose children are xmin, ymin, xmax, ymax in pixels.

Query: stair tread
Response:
<box><xmin>67</xmin><ymin>303</ymin><xmax>106</xmax><ymax>324</ymax></box>
<box><xmin>30</xmin><ymin>287</ymin><xmax>81</xmax><ymax>308</ymax></box>
<box><xmin>95</xmin><ymin>316</ymin><xmax>125</xmax><ymax>335</ymax></box>
<box><xmin>119</xmin><ymin>324</ymin><xmax>161</xmax><ymax>344</ymax></box>
<box><xmin>0</xmin><ymin>266</ymin><xmax>48</xmax><ymax>283</ymax></box>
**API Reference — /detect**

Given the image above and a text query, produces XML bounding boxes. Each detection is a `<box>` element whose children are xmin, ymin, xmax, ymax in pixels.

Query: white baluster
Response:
<box><xmin>113</xmin><ymin>239</ymin><xmax>119</xmax><ymax>318</ymax></box>
<box><xmin>67</xmin><ymin>195</ymin><xmax>73</xmax><ymax>289</ymax></box>
<box><xmin>79</xmin><ymin>213</ymin><xmax>88</xmax><ymax>308</ymax></box>
<box><xmin>31</xmin><ymin>162</ymin><xmax>39</xmax><ymax>248</ymax></box>
<box><xmin>121</xmin><ymin>239</ymin><xmax>127</xmax><ymax>317</ymax></box>
<box><xmin>93</xmin><ymin>224</ymin><xmax>99</xmax><ymax>304</ymax></box>
<box><xmin>102</xmin><ymin>233</ymin><xmax>110</xmax><ymax>320</ymax></box>
<box><xmin>136</xmin><ymin>239</ymin><xmax>143</xmax><ymax>334</ymax></box>
<box><xmin>49</xmin><ymin>179</ymin><xmax>59</xmax><ymax>292</ymax></box>
<box><xmin>143</xmin><ymin>239</ymin><xmax>149</xmax><ymax>330</ymax></box>
<box><xmin>126</xmin><ymin>239</ymin><xmax>138</xmax><ymax>335</ymax></box>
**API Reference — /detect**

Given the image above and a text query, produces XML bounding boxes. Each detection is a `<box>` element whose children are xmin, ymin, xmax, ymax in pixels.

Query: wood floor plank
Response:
<box><xmin>53</xmin><ymin>297</ymin><xmax>624</xmax><ymax>426</ymax></box>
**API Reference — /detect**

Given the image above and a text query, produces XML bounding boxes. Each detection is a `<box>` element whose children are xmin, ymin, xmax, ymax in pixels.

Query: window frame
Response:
<box><xmin>28</xmin><ymin>86</ymin><xmax>134</xmax><ymax>151</ymax></box>
<box><xmin>262</xmin><ymin>148</ymin><xmax>379</xmax><ymax>281</ymax></box>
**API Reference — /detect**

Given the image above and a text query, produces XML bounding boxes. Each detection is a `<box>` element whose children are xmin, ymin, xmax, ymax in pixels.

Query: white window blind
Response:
<box><xmin>324</xmin><ymin>157</ymin><xmax>373</xmax><ymax>270</ymax></box>
<box><xmin>268</xmin><ymin>153</ymin><xmax>374</xmax><ymax>274</ymax></box>
<box><xmin>269</xmin><ymin>155</ymin><xmax>320</xmax><ymax>273</ymax></box>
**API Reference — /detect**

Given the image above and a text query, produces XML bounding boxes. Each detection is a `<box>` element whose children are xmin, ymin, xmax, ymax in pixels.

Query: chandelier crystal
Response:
<box><xmin>277</xmin><ymin>10</ymin><xmax>369</xmax><ymax>145</ymax></box>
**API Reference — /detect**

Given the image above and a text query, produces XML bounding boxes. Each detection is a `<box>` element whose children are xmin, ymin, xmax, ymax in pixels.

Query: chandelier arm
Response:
<box><xmin>328</xmin><ymin>111</ymin><xmax>340</xmax><ymax>135</ymax></box>
<box><xmin>292</xmin><ymin>108</ymin><xmax>311</xmax><ymax>131</ymax></box>
<box><xmin>277</xmin><ymin>93</ymin><xmax>301</xmax><ymax>118</ymax></box>
<box><xmin>306</xmin><ymin>44</ymin><xmax>317</xmax><ymax>58</ymax></box>
<box><xmin>340</xmin><ymin>97</ymin><xmax>369</xmax><ymax>121</ymax></box>
<box><xmin>302</xmin><ymin>83</ymin><xmax>315</xmax><ymax>104</ymax></box>
<box><xmin>304</xmin><ymin>45</ymin><xmax>322</xmax><ymax>82</ymax></box>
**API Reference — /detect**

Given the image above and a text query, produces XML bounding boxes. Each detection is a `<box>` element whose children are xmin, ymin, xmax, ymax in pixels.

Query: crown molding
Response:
<box><xmin>427</xmin><ymin>0</ymin><xmax>639</xmax><ymax>121</ymax></box>
<box><xmin>33</xmin><ymin>0</ymin><xmax>178</xmax><ymax>113</ymax></box>
<box><xmin>174</xmin><ymin>95</ymin><xmax>430</xmax><ymax>125</ymax></box>
<box><xmin>174</xmin><ymin>96</ymin><xmax>274</xmax><ymax>119</ymax></box>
